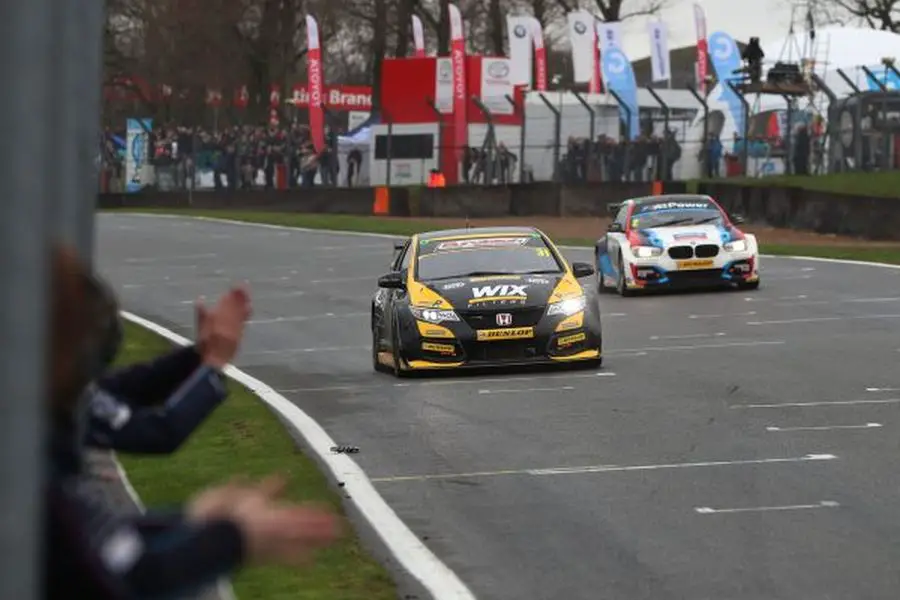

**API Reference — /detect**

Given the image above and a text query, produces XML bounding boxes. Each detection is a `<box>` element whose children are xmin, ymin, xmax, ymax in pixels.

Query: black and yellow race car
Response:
<box><xmin>371</xmin><ymin>226</ymin><xmax>603</xmax><ymax>376</ymax></box>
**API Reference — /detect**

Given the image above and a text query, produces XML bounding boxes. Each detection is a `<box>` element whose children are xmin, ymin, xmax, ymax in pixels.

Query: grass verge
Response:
<box><xmin>105</xmin><ymin>208</ymin><xmax>900</xmax><ymax>265</ymax></box>
<box><xmin>116</xmin><ymin>321</ymin><xmax>396</xmax><ymax>600</ymax></box>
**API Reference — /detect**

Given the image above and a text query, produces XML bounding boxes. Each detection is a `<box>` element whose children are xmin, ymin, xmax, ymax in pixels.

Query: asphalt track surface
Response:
<box><xmin>97</xmin><ymin>213</ymin><xmax>900</xmax><ymax>600</ymax></box>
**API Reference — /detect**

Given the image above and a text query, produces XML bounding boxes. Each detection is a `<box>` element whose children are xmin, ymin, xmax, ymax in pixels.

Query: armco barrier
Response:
<box><xmin>98</xmin><ymin>186</ymin><xmax>377</xmax><ymax>215</ymax></box>
<box><xmin>698</xmin><ymin>182</ymin><xmax>900</xmax><ymax>240</ymax></box>
<box><xmin>98</xmin><ymin>180</ymin><xmax>897</xmax><ymax>240</ymax></box>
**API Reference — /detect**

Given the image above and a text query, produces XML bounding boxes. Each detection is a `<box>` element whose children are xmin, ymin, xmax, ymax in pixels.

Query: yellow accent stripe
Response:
<box><xmin>468</xmin><ymin>296</ymin><xmax>527</xmax><ymax>304</ymax></box>
<box><xmin>406</xmin><ymin>360</ymin><xmax>465</xmax><ymax>369</ymax></box>
<box><xmin>549</xmin><ymin>349</ymin><xmax>601</xmax><ymax>362</ymax></box>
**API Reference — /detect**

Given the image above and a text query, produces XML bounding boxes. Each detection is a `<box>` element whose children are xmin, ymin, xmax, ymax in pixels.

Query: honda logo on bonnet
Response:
<box><xmin>496</xmin><ymin>313</ymin><xmax>513</xmax><ymax>326</ymax></box>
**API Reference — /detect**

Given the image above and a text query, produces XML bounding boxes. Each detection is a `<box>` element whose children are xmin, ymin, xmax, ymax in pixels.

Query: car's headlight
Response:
<box><xmin>724</xmin><ymin>239</ymin><xmax>747</xmax><ymax>252</ymax></box>
<box><xmin>546</xmin><ymin>295</ymin><xmax>587</xmax><ymax>317</ymax></box>
<box><xmin>410</xmin><ymin>306</ymin><xmax>460</xmax><ymax>323</ymax></box>
<box><xmin>633</xmin><ymin>246</ymin><xmax>662</xmax><ymax>258</ymax></box>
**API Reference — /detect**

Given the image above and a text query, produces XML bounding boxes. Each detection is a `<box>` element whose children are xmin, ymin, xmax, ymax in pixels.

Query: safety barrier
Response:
<box><xmin>98</xmin><ymin>180</ymin><xmax>900</xmax><ymax>240</ymax></box>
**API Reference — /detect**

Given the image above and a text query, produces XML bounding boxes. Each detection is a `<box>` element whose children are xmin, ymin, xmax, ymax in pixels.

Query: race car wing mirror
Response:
<box><xmin>393</xmin><ymin>241</ymin><xmax>406</xmax><ymax>251</ymax></box>
<box><xmin>571</xmin><ymin>262</ymin><xmax>595</xmax><ymax>278</ymax></box>
<box><xmin>607</xmin><ymin>202</ymin><xmax>621</xmax><ymax>214</ymax></box>
<box><xmin>607</xmin><ymin>222</ymin><xmax>624</xmax><ymax>233</ymax></box>
<box><xmin>730</xmin><ymin>214</ymin><xmax>745</xmax><ymax>224</ymax></box>
<box><xmin>377</xmin><ymin>272</ymin><xmax>405</xmax><ymax>289</ymax></box>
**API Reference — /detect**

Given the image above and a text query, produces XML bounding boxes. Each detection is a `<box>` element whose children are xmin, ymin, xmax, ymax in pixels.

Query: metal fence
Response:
<box><xmin>100</xmin><ymin>107</ymin><xmax>889</xmax><ymax>194</ymax></box>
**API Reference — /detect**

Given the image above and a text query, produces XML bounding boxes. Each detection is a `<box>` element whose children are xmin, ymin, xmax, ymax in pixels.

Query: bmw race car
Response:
<box><xmin>371</xmin><ymin>226</ymin><xmax>603</xmax><ymax>376</ymax></box>
<box><xmin>595</xmin><ymin>194</ymin><xmax>760</xmax><ymax>296</ymax></box>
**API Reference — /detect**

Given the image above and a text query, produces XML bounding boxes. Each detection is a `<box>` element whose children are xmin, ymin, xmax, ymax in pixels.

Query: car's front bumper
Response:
<box><xmin>396</xmin><ymin>309</ymin><xmax>603</xmax><ymax>371</ymax></box>
<box><xmin>625</xmin><ymin>254</ymin><xmax>759</xmax><ymax>290</ymax></box>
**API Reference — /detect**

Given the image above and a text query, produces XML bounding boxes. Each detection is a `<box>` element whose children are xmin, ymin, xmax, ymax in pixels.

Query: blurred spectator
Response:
<box><xmin>346</xmin><ymin>147</ymin><xmax>363</xmax><ymax>186</ymax></box>
<box><xmin>794</xmin><ymin>124</ymin><xmax>810</xmax><ymax>175</ymax></box>
<box><xmin>702</xmin><ymin>132</ymin><xmax>723</xmax><ymax>178</ymax></box>
<box><xmin>84</xmin><ymin>286</ymin><xmax>250</xmax><ymax>455</ymax></box>
<box><xmin>45</xmin><ymin>245</ymin><xmax>341</xmax><ymax>600</ymax></box>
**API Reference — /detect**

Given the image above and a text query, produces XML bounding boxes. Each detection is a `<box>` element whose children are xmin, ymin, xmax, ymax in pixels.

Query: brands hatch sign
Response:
<box><xmin>290</xmin><ymin>85</ymin><xmax>372</xmax><ymax>111</ymax></box>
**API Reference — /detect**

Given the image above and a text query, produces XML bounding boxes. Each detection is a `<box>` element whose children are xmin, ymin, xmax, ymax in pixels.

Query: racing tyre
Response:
<box><xmin>615</xmin><ymin>255</ymin><xmax>634</xmax><ymax>297</ymax></box>
<box><xmin>737</xmin><ymin>280</ymin><xmax>760</xmax><ymax>291</ymax></box>
<box><xmin>596</xmin><ymin>263</ymin><xmax>612</xmax><ymax>294</ymax></box>
<box><xmin>390</xmin><ymin>318</ymin><xmax>410</xmax><ymax>378</ymax></box>
<box><xmin>372</xmin><ymin>325</ymin><xmax>388</xmax><ymax>373</ymax></box>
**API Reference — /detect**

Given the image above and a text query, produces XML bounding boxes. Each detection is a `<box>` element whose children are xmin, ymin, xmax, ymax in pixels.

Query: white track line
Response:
<box><xmin>247</xmin><ymin>312</ymin><xmax>368</xmax><ymax>324</ymax></box>
<box><xmin>371</xmin><ymin>453</ymin><xmax>837</xmax><ymax>483</ymax></box>
<box><xmin>866</xmin><ymin>387</ymin><xmax>900</xmax><ymax>392</ymax></box>
<box><xmin>766</xmin><ymin>423</ymin><xmax>882</xmax><ymax>432</ymax></box>
<box><xmin>689</xmin><ymin>311</ymin><xmax>756</xmax><ymax>319</ymax></box>
<box><xmin>478</xmin><ymin>386</ymin><xmax>575</xmax><ymax>394</ymax></box>
<box><xmin>649</xmin><ymin>332</ymin><xmax>725</xmax><ymax>341</ymax></box>
<box><xmin>277</xmin><ymin>371</ymin><xmax>616</xmax><ymax>394</ymax></box>
<box><xmin>732</xmin><ymin>398</ymin><xmax>900</xmax><ymax>409</ymax></box>
<box><xmin>609</xmin><ymin>340</ymin><xmax>785</xmax><ymax>354</ymax></box>
<box><xmin>106</xmin><ymin>214</ymin><xmax>900</xmax><ymax>271</ymax></box>
<box><xmin>695</xmin><ymin>500</ymin><xmax>839</xmax><ymax>514</ymax></box>
<box><xmin>120</xmin><ymin>311</ymin><xmax>476</xmax><ymax>600</ymax></box>
<box><xmin>748</xmin><ymin>314</ymin><xmax>900</xmax><ymax>326</ymax></box>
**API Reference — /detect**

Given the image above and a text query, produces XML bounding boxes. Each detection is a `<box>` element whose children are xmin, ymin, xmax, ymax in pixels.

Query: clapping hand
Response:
<box><xmin>187</xmin><ymin>475</ymin><xmax>342</xmax><ymax>566</ymax></box>
<box><xmin>195</xmin><ymin>284</ymin><xmax>252</xmax><ymax>369</ymax></box>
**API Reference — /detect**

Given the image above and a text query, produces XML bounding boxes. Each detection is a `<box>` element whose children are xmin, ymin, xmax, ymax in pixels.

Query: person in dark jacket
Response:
<box><xmin>45</xmin><ymin>246</ymin><xmax>340</xmax><ymax>600</ymax></box>
<box><xmin>84</xmin><ymin>285</ymin><xmax>250</xmax><ymax>455</ymax></box>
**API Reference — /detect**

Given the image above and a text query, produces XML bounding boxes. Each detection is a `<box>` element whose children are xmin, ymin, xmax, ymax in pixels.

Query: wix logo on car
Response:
<box><xmin>471</xmin><ymin>284</ymin><xmax>528</xmax><ymax>298</ymax></box>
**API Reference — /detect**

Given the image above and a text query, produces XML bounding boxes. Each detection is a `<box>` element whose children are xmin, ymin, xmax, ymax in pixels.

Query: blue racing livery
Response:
<box><xmin>594</xmin><ymin>194</ymin><xmax>760</xmax><ymax>296</ymax></box>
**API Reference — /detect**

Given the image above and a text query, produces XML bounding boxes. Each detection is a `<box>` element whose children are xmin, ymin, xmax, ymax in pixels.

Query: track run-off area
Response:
<box><xmin>98</xmin><ymin>213</ymin><xmax>900</xmax><ymax>600</ymax></box>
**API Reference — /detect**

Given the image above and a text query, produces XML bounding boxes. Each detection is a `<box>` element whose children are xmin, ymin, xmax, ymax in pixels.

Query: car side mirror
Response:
<box><xmin>607</xmin><ymin>222</ymin><xmax>624</xmax><ymax>233</ymax></box>
<box><xmin>571</xmin><ymin>262</ymin><xmax>595</xmax><ymax>278</ymax></box>
<box><xmin>730</xmin><ymin>214</ymin><xmax>745</xmax><ymax>225</ymax></box>
<box><xmin>393</xmin><ymin>241</ymin><xmax>406</xmax><ymax>251</ymax></box>
<box><xmin>377</xmin><ymin>272</ymin><xmax>405</xmax><ymax>289</ymax></box>
<box><xmin>607</xmin><ymin>202</ymin><xmax>621</xmax><ymax>215</ymax></box>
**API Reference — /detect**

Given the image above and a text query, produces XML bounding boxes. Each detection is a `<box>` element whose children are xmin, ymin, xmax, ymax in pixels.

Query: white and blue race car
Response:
<box><xmin>595</xmin><ymin>194</ymin><xmax>760</xmax><ymax>296</ymax></box>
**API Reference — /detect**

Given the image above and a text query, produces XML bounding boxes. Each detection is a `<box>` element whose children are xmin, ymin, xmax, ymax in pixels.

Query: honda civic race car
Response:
<box><xmin>595</xmin><ymin>194</ymin><xmax>760</xmax><ymax>296</ymax></box>
<box><xmin>371</xmin><ymin>226</ymin><xmax>603</xmax><ymax>376</ymax></box>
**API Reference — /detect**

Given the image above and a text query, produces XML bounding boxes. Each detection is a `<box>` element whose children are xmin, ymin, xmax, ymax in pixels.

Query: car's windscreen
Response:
<box><xmin>416</xmin><ymin>235</ymin><xmax>563</xmax><ymax>281</ymax></box>
<box><xmin>631</xmin><ymin>199</ymin><xmax>724</xmax><ymax>229</ymax></box>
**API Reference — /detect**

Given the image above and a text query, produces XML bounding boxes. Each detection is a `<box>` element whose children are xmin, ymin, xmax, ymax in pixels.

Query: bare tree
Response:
<box><xmin>553</xmin><ymin>0</ymin><xmax>668</xmax><ymax>21</ymax></box>
<box><xmin>807</xmin><ymin>0</ymin><xmax>900</xmax><ymax>30</ymax></box>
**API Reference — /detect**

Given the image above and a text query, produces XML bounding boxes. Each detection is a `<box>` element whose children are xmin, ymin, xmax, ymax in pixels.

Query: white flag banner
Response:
<box><xmin>506</xmin><ymin>15</ymin><xmax>533</xmax><ymax>86</ymax></box>
<box><xmin>596</xmin><ymin>21</ymin><xmax>622</xmax><ymax>51</ymax></box>
<box><xmin>647</xmin><ymin>20</ymin><xmax>671</xmax><ymax>82</ymax></box>
<box><xmin>566</xmin><ymin>10</ymin><xmax>595</xmax><ymax>83</ymax></box>
<box><xmin>411</xmin><ymin>15</ymin><xmax>425</xmax><ymax>57</ymax></box>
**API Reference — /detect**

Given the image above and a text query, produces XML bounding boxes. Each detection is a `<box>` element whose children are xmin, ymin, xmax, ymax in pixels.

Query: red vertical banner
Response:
<box><xmin>530</xmin><ymin>17</ymin><xmax>547</xmax><ymax>91</ymax></box>
<box><xmin>306</xmin><ymin>14</ymin><xmax>325</xmax><ymax>152</ymax></box>
<box><xmin>448</xmin><ymin>3</ymin><xmax>467</xmax><ymax>169</ymax></box>
<box><xmin>269</xmin><ymin>84</ymin><xmax>281</xmax><ymax>108</ymax></box>
<box><xmin>589</xmin><ymin>24</ymin><xmax>602</xmax><ymax>93</ymax></box>
<box><xmin>693</xmin><ymin>3</ymin><xmax>708</xmax><ymax>95</ymax></box>
<box><xmin>234</xmin><ymin>85</ymin><xmax>249</xmax><ymax>109</ymax></box>
<box><xmin>411</xmin><ymin>15</ymin><xmax>426</xmax><ymax>58</ymax></box>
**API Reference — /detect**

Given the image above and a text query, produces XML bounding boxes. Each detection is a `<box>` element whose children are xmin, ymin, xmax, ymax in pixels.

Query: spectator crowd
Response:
<box><xmin>99</xmin><ymin>122</ymin><xmax>366</xmax><ymax>191</ymax></box>
<box><xmin>558</xmin><ymin>130</ymin><xmax>684</xmax><ymax>183</ymax></box>
<box><xmin>46</xmin><ymin>244</ymin><xmax>342</xmax><ymax>599</ymax></box>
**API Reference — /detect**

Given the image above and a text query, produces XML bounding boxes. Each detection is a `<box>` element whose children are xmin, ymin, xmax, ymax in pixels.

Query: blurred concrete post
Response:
<box><xmin>0</xmin><ymin>1</ymin><xmax>55</xmax><ymax>599</ymax></box>
<box><xmin>51</xmin><ymin>0</ymin><xmax>105</xmax><ymax>263</ymax></box>
<box><xmin>1</xmin><ymin>1</ymin><xmax>106</xmax><ymax>598</ymax></box>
